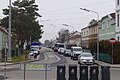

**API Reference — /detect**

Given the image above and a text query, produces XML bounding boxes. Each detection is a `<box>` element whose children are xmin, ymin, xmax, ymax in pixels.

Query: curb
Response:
<box><xmin>95</xmin><ymin>60</ymin><xmax>120</xmax><ymax>68</ymax></box>
<box><xmin>0</xmin><ymin>59</ymin><xmax>39</xmax><ymax>66</ymax></box>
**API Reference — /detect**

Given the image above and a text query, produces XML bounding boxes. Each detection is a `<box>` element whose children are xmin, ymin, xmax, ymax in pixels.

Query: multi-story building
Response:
<box><xmin>81</xmin><ymin>27</ymin><xmax>89</xmax><ymax>49</ymax></box>
<box><xmin>88</xmin><ymin>19</ymin><xmax>98</xmax><ymax>46</ymax></box>
<box><xmin>99</xmin><ymin>13</ymin><xmax>116</xmax><ymax>40</ymax></box>
<box><xmin>69</xmin><ymin>31</ymin><xmax>81</xmax><ymax>46</ymax></box>
<box><xmin>116</xmin><ymin>0</ymin><xmax>120</xmax><ymax>41</ymax></box>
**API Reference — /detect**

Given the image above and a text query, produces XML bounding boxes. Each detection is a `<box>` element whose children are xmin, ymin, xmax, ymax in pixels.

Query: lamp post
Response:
<box><xmin>62</xmin><ymin>24</ymin><xmax>75</xmax><ymax>32</ymax></box>
<box><xmin>80</xmin><ymin>8</ymin><xmax>99</xmax><ymax>60</ymax></box>
<box><xmin>8</xmin><ymin>0</ymin><xmax>12</xmax><ymax>61</ymax></box>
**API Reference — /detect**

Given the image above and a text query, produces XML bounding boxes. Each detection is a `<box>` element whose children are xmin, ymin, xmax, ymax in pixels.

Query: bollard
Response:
<box><xmin>101</xmin><ymin>66</ymin><xmax>110</xmax><ymax>80</ymax></box>
<box><xmin>79</xmin><ymin>65</ymin><xmax>88</xmax><ymax>80</ymax></box>
<box><xmin>68</xmin><ymin>64</ymin><xmax>77</xmax><ymax>80</ymax></box>
<box><xmin>57</xmin><ymin>64</ymin><xmax>66</xmax><ymax>80</ymax></box>
<box><xmin>90</xmin><ymin>65</ymin><xmax>99</xmax><ymax>80</ymax></box>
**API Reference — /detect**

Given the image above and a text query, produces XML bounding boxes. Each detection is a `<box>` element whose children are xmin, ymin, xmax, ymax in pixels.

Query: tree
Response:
<box><xmin>58</xmin><ymin>29</ymin><xmax>70</xmax><ymax>43</ymax></box>
<box><xmin>0</xmin><ymin>0</ymin><xmax>43</xmax><ymax>46</ymax></box>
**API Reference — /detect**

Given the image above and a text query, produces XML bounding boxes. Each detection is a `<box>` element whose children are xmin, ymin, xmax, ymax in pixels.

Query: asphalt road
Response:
<box><xmin>0</xmin><ymin>47</ymin><xmax>119</xmax><ymax>80</ymax></box>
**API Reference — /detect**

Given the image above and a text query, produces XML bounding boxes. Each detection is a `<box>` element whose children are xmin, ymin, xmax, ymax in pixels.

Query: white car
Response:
<box><xmin>58</xmin><ymin>47</ymin><xmax>65</xmax><ymax>54</ymax></box>
<box><xmin>63</xmin><ymin>44</ymin><xmax>73</xmax><ymax>56</ymax></box>
<box><xmin>78</xmin><ymin>52</ymin><xmax>94</xmax><ymax>65</ymax></box>
<box><xmin>71</xmin><ymin>47</ymin><xmax>83</xmax><ymax>60</ymax></box>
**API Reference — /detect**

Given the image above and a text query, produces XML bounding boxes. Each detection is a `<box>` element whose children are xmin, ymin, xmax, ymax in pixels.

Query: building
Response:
<box><xmin>0</xmin><ymin>26</ymin><xmax>8</xmax><ymax>60</ymax></box>
<box><xmin>81</xmin><ymin>27</ymin><xmax>89</xmax><ymax>49</ymax></box>
<box><xmin>116</xmin><ymin>0</ymin><xmax>120</xmax><ymax>41</ymax></box>
<box><xmin>69</xmin><ymin>31</ymin><xmax>81</xmax><ymax>46</ymax></box>
<box><xmin>88</xmin><ymin>19</ymin><xmax>98</xmax><ymax>49</ymax></box>
<box><xmin>99</xmin><ymin>13</ymin><xmax>116</xmax><ymax>41</ymax></box>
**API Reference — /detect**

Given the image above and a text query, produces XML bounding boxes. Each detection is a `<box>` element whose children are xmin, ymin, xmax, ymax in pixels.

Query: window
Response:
<box><xmin>102</xmin><ymin>22</ymin><xmax>106</xmax><ymax>29</ymax></box>
<box><xmin>117</xmin><ymin>14</ymin><xmax>119</xmax><ymax>27</ymax></box>
<box><xmin>118</xmin><ymin>37</ymin><xmax>119</xmax><ymax>41</ymax></box>
<box><xmin>86</xmin><ymin>31</ymin><xmax>88</xmax><ymax>36</ymax></box>
<box><xmin>118</xmin><ymin>0</ymin><xmax>119</xmax><ymax>5</ymax></box>
<box><xmin>81</xmin><ymin>32</ymin><xmax>83</xmax><ymax>36</ymax></box>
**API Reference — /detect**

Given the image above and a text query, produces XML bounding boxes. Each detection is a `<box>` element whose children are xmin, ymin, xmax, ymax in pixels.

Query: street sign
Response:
<box><xmin>110</xmin><ymin>38</ymin><xmax>116</xmax><ymax>44</ymax></box>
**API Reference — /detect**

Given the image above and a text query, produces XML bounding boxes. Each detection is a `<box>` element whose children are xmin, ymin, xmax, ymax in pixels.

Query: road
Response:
<box><xmin>0</xmin><ymin>47</ymin><xmax>119</xmax><ymax>80</ymax></box>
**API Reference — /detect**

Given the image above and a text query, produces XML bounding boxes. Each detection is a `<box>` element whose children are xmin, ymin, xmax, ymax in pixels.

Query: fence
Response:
<box><xmin>0</xmin><ymin>62</ymin><xmax>119</xmax><ymax>80</ymax></box>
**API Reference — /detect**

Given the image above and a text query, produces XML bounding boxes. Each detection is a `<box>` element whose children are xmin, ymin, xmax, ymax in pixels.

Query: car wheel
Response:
<box><xmin>73</xmin><ymin>57</ymin><xmax>74</xmax><ymax>60</ymax></box>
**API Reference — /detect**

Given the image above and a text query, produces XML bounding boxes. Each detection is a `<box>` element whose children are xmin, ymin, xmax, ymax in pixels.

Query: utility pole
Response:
<box><xmin>8</xmin><ymin>0</ymin><xmax>12</xmax><ymax>61</ymax></box>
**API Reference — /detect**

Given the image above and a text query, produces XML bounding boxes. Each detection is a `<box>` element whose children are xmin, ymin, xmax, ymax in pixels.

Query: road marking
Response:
<box><xmin>21</xmin><ymin>63</ymin><xmax>51</xmax><ymax>71</ymax></box>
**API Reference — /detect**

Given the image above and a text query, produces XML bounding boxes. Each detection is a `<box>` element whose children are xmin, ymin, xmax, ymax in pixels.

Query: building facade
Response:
<box><xmin>88</xmin><ymin>19</ymin><xmax>98</xmax><ymax>44</ymax></box>
<box><xmin>0</xmin><ymin>26</ymin><xmax>8</xmax><ymax>60</ymax></box>
<box><xmin>116</xmin><ymin>0</ymin><xmax>120</xmax><ymax>41</ymax></box>
<box><xmin>99</xmin><ymin>13</ymin><xmax>116</xmax><ymax>41</ymax></box>
<box><xmin>69</xmin><ymin>31</ymin><xmax>81</xmax><ymax>46</ymax></box>
<box><xmin>81</xmin><ymin>27</ymin><xmax>89</xmax><ymax>49</ymax></box>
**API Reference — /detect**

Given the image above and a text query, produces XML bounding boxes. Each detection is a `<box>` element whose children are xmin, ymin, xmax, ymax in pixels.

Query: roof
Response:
<box><xmin>88</xmin><ymin>19</ymin><xmax>98</xmax><ymax>28</ymax></box>
<box><xmin>101</xmin><ymin>13</ymin><xmax>115</xmax><ymax>21</ymax></box>
<box><xmin>110</xmin><ymin>13</ymin><xmax>115</xmax><ymax>19</ymax></box>
<box><xmin>69</xmin><ymin>34</ymin><xmax>81</xmax><ymax>39</ymax></box>
<box><xmin>81</xmin><ymin>26</ymin><xmax>89</xmax><ymax>30</ymax></box>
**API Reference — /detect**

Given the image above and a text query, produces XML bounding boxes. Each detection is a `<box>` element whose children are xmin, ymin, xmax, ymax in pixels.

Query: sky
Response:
<box><xmin>0</xmin><ymin>0</ymin><xmax>115</xmax><ymax>43</ymax></box>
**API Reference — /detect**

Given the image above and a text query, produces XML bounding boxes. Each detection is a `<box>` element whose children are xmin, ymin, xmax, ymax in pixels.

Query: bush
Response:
<box><xmin>89</xmin><ymin>40</ymin><xmax>120</xmax><ymax>64</ymax></box>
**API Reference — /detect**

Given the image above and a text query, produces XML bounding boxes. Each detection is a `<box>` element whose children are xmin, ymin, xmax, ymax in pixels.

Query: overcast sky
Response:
<box><xmin>0</xmin><ymin>0</ymin><xmax>115</xmax><ymax>43</ymax></box>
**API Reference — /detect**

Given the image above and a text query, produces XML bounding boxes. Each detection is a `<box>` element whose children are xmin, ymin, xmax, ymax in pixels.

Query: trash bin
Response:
<box><xmin>90</xmin><ymin>65</ymin><xmax>99</xmax><ymax>80</ymax></box>
<box><xmin>79</xmin><ymin>65</ymin><xmax>88</xmax><ymax>80</ymax></box>
<box><xmin>68</xmin><ymin>64</ymin><xmax>77</xmax><ymax>80</ymax></box>
<box><xmin>101</xmin><ymin>66</ymin><xmax>110</xmax><ymax>80</ymax></box>
<box><xmin>57</xmin><ymin>64</ymin><xmax>66</xmax><ymax>80</ymax></box>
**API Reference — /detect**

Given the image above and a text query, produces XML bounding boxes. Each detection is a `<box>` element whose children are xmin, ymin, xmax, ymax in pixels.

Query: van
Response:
<box><xmin>71</xmin><ymin>47</ymin><xmax>82</xmax><ymax>60</ymax></box>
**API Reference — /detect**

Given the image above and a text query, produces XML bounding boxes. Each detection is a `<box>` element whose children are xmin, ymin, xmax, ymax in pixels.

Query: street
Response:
<box><xmin>0</xmin><ymin>47</ymin><xmax>120</xmax><ymax>80</ymax></box>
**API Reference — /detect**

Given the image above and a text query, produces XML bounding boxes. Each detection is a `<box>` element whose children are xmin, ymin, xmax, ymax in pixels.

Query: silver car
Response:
<box><xmin>78</xmin><ymin>52</ymin><xmax>94</xmax><ymax>64</ymax></box>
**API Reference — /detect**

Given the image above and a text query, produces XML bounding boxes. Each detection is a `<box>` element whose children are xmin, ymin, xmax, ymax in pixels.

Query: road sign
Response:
<box><xmin>110</xmin><ymin>38</ymin><xmax>116</xmax><ymax>44</ymax></box>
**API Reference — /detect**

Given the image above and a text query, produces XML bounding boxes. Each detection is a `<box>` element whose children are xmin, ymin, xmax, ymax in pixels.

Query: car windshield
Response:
<box><xmin>31</xmin><ymin>48</ymin><xmax>38</xmax><ymax>51</ymax></box>
<box><xmin>58</xmin><ymin>44</ymin><xmax>64</xmax><ymax>48</ymax></box>
<box><xmin>73</xmin><ymin>48</ymin><xmax>82</xmax><ymax>51</ymax></box>
<box><xmin>81</xmin><ymin>53</ymin><xmax>92</xmax><ymax>57</ymax></box>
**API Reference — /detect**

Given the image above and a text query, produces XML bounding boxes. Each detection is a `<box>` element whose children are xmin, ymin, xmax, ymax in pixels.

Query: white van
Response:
<box><xmin>71</xmin><ymin>47</ymin><xmax>82</xmax><ymax>60</ymax></box>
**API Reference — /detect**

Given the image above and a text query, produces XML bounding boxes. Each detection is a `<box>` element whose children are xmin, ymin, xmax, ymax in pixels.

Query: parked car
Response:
<box><xmin>63</xmin><ymin>44</ymin><xmax>74</xmax><ymax>56</ymax></box>
<box><xmin>78</xmin><ymin>52</ymin><xmax>94</xmax><ymax>65</ymax></box>
<box><xmin>28</xmin><ymin>48</ymin><xmax>40</xmax><ymax>59</ymax></box>
<box><xmin>57</xmin><ymin>43</ymin><xmax>65</xmax><ymax>54</ymax></box>
<box><xmin>53</xmin><ymin>43</ymin><xmax>64</xmax><ymax>52</ymax></box>
<box><xmin>71</xmin><ymin>47</ymin><xmax>82</xmax><ymax>60</ymax></box>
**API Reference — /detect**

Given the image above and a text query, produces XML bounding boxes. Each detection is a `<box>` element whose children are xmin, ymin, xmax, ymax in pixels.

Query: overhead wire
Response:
<box><xmin>43</xmin><ymin>0</ymin><xmax>114</xmax><ymax>14</ymax></box>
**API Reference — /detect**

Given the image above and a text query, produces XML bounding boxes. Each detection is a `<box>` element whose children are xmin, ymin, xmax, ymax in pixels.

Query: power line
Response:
<box><xmin>43</xmin><ymin>0</ymin><xmax>114</xmax><ymax>14</ymax></box>
<box><xmin>42</xmin><ymin>9</ymin><xmax>114</xmax><ymax>15</ymax></box>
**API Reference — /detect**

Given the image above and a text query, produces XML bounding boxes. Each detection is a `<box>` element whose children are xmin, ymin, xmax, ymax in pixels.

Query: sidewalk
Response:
<box><xmin>95</xmin><ymin>60</ymin><xmax>120</xmax><ymax>68</ymax></box>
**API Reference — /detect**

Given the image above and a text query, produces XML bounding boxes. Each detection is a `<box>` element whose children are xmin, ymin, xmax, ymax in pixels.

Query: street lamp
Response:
<box><xmin>8</xmin><ymin>0</ymin><xmax>12</xmax><ymax>61</ymax></box>
<box><xmin>80</xmin><ymin>8</ymin><xmax>99</xmax><ymax>60</ymax></box>
<box><xmin>62</xmin><ymin>24</ymin><xmax>75</xmax><ymax>32</ymax></box>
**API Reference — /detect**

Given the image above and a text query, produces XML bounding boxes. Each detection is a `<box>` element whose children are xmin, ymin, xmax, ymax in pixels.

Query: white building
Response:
<box><xmin>116</xmin><ymin>0</ymin><xmax>120</xmax><ymax>41</ymax></box>
<box><xmin>81</xmin><ymin>27</ymin><xmax>89</xmax><ymax>49</ymax></box>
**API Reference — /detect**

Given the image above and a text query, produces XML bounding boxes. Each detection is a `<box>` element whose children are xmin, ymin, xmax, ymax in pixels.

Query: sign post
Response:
<box><xmin>110</xmin><ymin>38</ymin><xmax>116</xmax><ymax>64</ymax></box>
